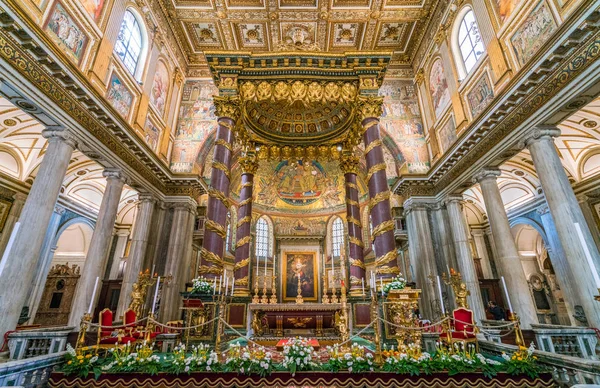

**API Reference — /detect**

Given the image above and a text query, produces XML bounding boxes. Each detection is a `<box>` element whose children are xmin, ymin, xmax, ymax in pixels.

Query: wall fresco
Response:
<box><xmin>106</xmin><ymin>71</ymin><xmax>133</xmax><ymax>119</ymax></box>
<box><xmin>150</xmin><ymin>60</ymin><xmax>169</xmax><ymax>117</ymax></box>
<box><xmin>438</xmin><ymin>115</ymin><xmax>457</xmax><ymax>154</ymax></box>
<box><xmin>44</xmin><ymin>1</ymin><xmax>88</xmax><ymax>64</ymax></box>
<box><xmin>428</xmin><ymin>59</ymin><xmax>451</xmax><ymax>119</ymax></box>
<box><xmin>511</xmin><ymin>1</ymin><xmax>557</xmax><ymax>67</ymax></box>
<box><xmin>467</xmin><ymin>73</ymin><xmax>494</xmax><ymax>118</ymax></box>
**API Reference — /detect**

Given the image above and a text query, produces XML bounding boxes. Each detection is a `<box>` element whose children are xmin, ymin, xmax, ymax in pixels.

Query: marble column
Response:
<box><xmin>445</xmin><ymin>196</ymin><xmax>486</xmax><ymax>322</ymax></box>
<box><xmin>525</xmin><ymin>127</ymin><xmax>600</xmax><ymax>327</ymax></box>
<box><xmin>474</xmin><ymin>169</ymin><xmax>538</xmax><ymax>328</ymax></box>
<box><xmin>159</xmin><ymin>200</ymin><xmax>197</xmax><ymax>322</ymax></box>
<box><xmin>199</xmin><ymin>96</ymin><xmax>240</xmax><ymax>279</ymax></box>
<box><xmin>471</xmin><ymin>229</ymin><xmax>494</xmax><ymax>279</ymax></box>
<box><xmin>27</xmin><ymin>206</ymin><xmax>65</xmax><ymax>322</ymax></box>
<box><xmin>429</xmin><ymin>204</ymin><xmax>457</xmax><ymax>311</ymax></box>
<box><xmin>0</xmin><ymin>193</ymin><xmax>27</xmax><ymax>256</ymax></box>
<box><xmin>69</xmin><ymin>169</ymin><xmax>126</xmax><ymax>326</ymax></box>
<box><xmin>484</xmin><ymin>227</ymin><xmax>500</xmax><ymax>278</ymax></box>
<box><xmin>576</xmin><ymin>194</ymin><xmax>600</xmax><ymax>250</ymax></box>
<box><xmin>404</xmin><ymin>199</ymin><xmax>438</xmax><ymax>320</ymax></box>
<box><xmin>340</xmin><ymin>152</ymin><xmax>366</xmax><ymax>295</ymax></box>
<box><xmin>359</xmin><ymin>96</ymin><xmax>399</xmax><ymax>282</ymax></box>
<box><xmin>538</xmin><ymin>206</ymin><xmax>579</xmax><ymax>325</ymax></box>
<box><xmin>234</xmin><ymin>153</ymin><xmax>258</xmax><ymax>297</ymax></box>
<box><xmin>0</xmin><ymin>129</ymin><xmax>76</xmax><ymax>338</ymax></box>
<box><xmin>117</xmin><ymin>194</ymin><xmax>155</xmax><ymax>317</ymax></box>
<box><xmin>143</xmin><ymin>201</ymin><xmax>167</xmax><ymax>274</ymax></box>
<box><xmin>108</xmin><ymin>229</ymin><xmax>130</xmax><ymax>279</ymax></box>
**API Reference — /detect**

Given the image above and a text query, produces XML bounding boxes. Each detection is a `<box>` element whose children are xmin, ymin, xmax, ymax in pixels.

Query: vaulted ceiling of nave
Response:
<box><xmin>0</xmin><ymin>97</ymin><xmax>140</xmax><ymax>226</ymax></box>
<box><xmin>160</xmin><ymin>0</ymin><xmax>440</xmax><ymax>75</ymax></box>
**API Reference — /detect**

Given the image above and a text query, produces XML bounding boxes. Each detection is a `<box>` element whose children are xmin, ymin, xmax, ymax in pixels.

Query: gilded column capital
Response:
<box><xmin>523</xmin><ymin>125</ymin><xmax>561</xmax><ymax>148</ymax></box>
<box><xmin>356</xmin><ymin>95</ymin><xmax>384</xmax><ymax>122</ymax></box>
<box><xmin>239</xmin><ymin>154</ymin><xmax>259</xmax><ymax>175</ymax></box>
<box><xmin>473</xmin><ymin>168</ymin><xmax>501</xmax><ymax>184</ymax></box>
<box><xmin>213</xmin><ymin>95</ymin><xmax>241</xmax><ymax>121</ymax></box>
<box><xmin>340</xmin><ymin>153</ymin><xmax>360</xmax><ymax>175</ymax></box>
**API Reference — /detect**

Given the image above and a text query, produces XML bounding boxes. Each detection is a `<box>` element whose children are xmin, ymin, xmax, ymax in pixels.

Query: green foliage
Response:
<box><xmin>61</xmin><ymin>345</ymin><xmax>102</xmax><ymax>379</ymax></box>
<box><xmin>324</xmin><ymin>344</ymin><xmax>375</xmax><ymax>373</ymax></box>
<box><xmin>223</xmin><ymin>343</ymin><xmax>275</xmax><ymax>377</ymax></box>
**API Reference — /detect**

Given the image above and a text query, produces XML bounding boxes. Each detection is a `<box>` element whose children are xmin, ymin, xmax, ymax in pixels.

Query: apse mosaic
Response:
<box><xmin>170</xmin><ymin>80</ymin><xmax>218</xmax><ymax>173</ymax></box>
<box><xmin>379</xmin><ymin>79</ymin><xmax>430</xmax><ymax>174</ymax></box>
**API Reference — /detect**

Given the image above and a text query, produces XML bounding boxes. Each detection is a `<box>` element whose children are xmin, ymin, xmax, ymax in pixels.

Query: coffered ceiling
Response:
<box><xmin>157</xmin><ymin>0</ymin><xmax>440</xmax><ymax>75</ymax></box>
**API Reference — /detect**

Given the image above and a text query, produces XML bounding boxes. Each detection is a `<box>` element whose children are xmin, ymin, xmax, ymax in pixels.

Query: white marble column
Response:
<box><xmin>0</xmin><ymin>193</ymin><xmax>27</xmax><ymax>256</ymax></box>
<box><xmin>446</xmin><ymin>196</ymin><xmax>486</xmax><ymax>322</ymax></box>
<box><xmin>471</xmin><ymin>229</ymin><xmax>494</xmax><ymax>279</ymax></box>
<box><xmin>474</xmin><ymin>169</ymin><xmax>538</xmax><ymax>328</ymax></box>
<box><xmin>159</xmin><ymin>200</ymin><xmax>197</xmax><ymax>323</ymax></box>
<box><xmin>537</xmin><ymin>206</ymin><xmax>579</xmax><ymax>325</ymax></box>
<box><xmin>525</xmin><ymin>127</ymin><xmax>600</xmax><ymax>327</ymax></box>
<box><xmin>69</xmin><ymin>169</ymin><xmax>127</xmax><ymax>326</ymax></box>
<box><xmin>576</xmin><ymin>194</ymin><xmax>600</xmax><ymax>250</ymax></box>
<box><xmin>116</xmin><ymin>194</ymin><xmax>155</xmax><ymax>317</ymax></box>
<box><xmin>143</xmin><ymin>201</ymin><xmax>166</xmax><ymax>274</ymax></box>
<box><xmin>484</xmin><ymin>227</ymin><xmax>499</xmax><ymax>278</ymax></box>
<box><xmin>108</xmin><ymin>229</ymin><xmax>130</xmax><ymax>279</ymax></box>
<box><xmin>404</xmin><ymin>198</ymin><xmax>439</xmax><ymax>320</ymax></box>
<box><xmin>0</xmin><ymin>129</ymin><xmax>76</xmax><ymax>338</ymax></box>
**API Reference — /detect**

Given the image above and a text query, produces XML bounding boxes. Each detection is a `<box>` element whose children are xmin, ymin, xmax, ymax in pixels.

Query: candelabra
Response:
<box><xmin>370</xmin><ymin>292</ymin><xmax>383</xmax><ymax>365</ymax></box>
<box><xmin>322</xmin><ymin>274</ymin><xmax>330</xmax><ymax>304</ymax></box>
<box><xmin>76</xmin><ymin>313</ymin><xmax>91</xmax><ymax>354</ymax></box>
<box><xmin>261</xmin><ymin>276</ymin><xmax>269</xmax><ymax>304</ymax></box>
<box><xmin>214</xmin><ymin>290</ymin><xmax>232</xmax><ymax>351</ymax></box>
<box><xmin>511</xmin><ymin>313</ymin><xmax>525</xmax><ymax>347</ymax></box>
<box><xmin>269</xmin><ymin>275</ymin><xmax>278</xmax><ymax>304</ymax></box>
<box><xmin>252</xmin><ymin>277</ymin><xmax>260</xmax><ymax>304</ymax></box>
<box><xmin>296</xmin><ymin>273</ymin><xmax>304</xmax><ymax>304</ymax></box>
<box><xmin>442</xmin><ymin>268</ymin><xmax>470</xmax><ymax>309</ymax></box>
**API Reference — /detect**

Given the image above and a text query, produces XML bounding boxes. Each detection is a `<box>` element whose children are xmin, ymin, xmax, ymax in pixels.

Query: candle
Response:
<box><xmin>87</xmin><ymin>277</ymin><xmax>99</xmax><ymax>314</ymax></box>
<box><xmin>218</xmin><ymin>275</ymin><xmax>222</xmax><ymax>293</ymax></box>
<box><xmin>436</xmin><ymin>276</ymin><xmax>445</xmax><ymax>315</ymax></box>
<box><xmin>231</xmin><ymin>276</ymin><xmax>235</xmax><ymax>295</ymax></box>
<box><xmin>331</xmin><ymin>255</ymin><xmax>334</xmax><ymax>274</ymax></box>
<box><xmin>151</xmin><ymin>276</ymin><xmax>161</xmax><ymax>314</ymax></box>
<box><xmin>225</xmin><ymin>276</ymin><xmax>229</xmax><ymax>296</ymax></box>
<box><xmin>380</xmin><ymin>277</ymin><xmax>383</xmax><ymax>297</ymax></box>
<box><xmin>264</xmin><ymin>255</ymin><xmax>267</xmax><ymax>276</ymax></box>
<box><xmin>361</xmin><ymin>278</ymin><xmax>365</xmax><ymax>295</ymax></box>
<box><xmin>575</xmin><ymin>222</ymin><xmax>600</xmax><ymax>288</ymax></box>
<box><xmin>0</xmin><ymin>222</ymin><xmax>19</xmax><ymax>277</ymax></box>
<box><xmin>501</xmin><ymin>276</ymin><xmax>513</xmax><ymax>313</ymax></box>
<box><xmin>212</xmin><ymin>277</ymin><xmax>216</xmax><ymax>295</ymax></box>
<box><xmin>151</xmin><ymin>264</ymin><xmax>155</xmax><ymax>276</ymax></box>
<box><xmin>256</xmin><ymin>254</ymin><xmax>259</xmax><ymax>278</ymax></box>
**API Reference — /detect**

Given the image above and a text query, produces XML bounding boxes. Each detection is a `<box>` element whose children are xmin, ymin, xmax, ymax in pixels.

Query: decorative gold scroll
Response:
<box><xmin>198</xmin><ymin>265</ymin><xmax>224</xmax><ymax>275</ymax></box>
<box><xmin>346</xmin><ymin>198</ymin><xmax>360</xmax><ymax>207</ymax></box>
<box><xmin>364</xmin><ymin>139</ymin><xmax>382</xmax><ymax>156</ymax></box>
<box><xmin>205</xmin><ymin>219</ymin><xmax>227</xmax><ymax>239</ymax></box>
<box><xmin>369</xmin><ymin>190</ymin><xmax>391</xmax><ymax>212</ymax></box>
<box><xmin>347</xmin><ymin>216</ymin><xmax>362</xmax><ymax>227</ymax></box>
<box><xmin>350</xmin><ymin>275</ymin><xmax>362</xmax><ymax>286</ymax></box>
<box><xmin>237</xmin><ymin>215</ymin><xmax>252</xmax><ymax>226</ymax></box>
<box><xmin>215</xmin><ymin>138</ymin><xmax>233</xmax><ymax>152</ymax></box>
<box><xmin>366</xmin><ymin>163</ymin><xmax>387</xmax><ymax>183</ymax></box>
<box><xmin>201</xmin><ymin>247</ymin><xmax>224</xmax><ymax>266</ymax></box>
<box><xmin>345</xmin><ymin>182</ymin><xmax>359</xmax><ymax>191</ymax></box>
<box><xmin>371</xmin><ymin>220</ymin><xmax>394</xmax><ymax>240</ymax></box>
<box><xmin>236</xmin><ymin>235</ymin><xmax>251</xmax><ymax>248</ymax></box>
<box><xmin>234</xmin><ymin>258</ymin><xmax>250</xmax><ymax>271</ymax></box>
<box><xmin>208</xmin><ymin>188</ymin><xmax>230</xmax><ymax>208</ymax></box>
<box><xmin>234</xmin><ymin>276</ymin><xmax>249</xmax><ymax>286</ymax></box>
<box><xmin>238</xmin><ymin>197</ymin><xmax>252</xmax><ymax>207</ymax></box>
<box><xmin>350</xmin><ymin>258</ymin><xmax>366</xmax><ymax>270</ymax></box>
<box><xmin>349</xmin><ymin>236</ymin><xmax>364</xmax><ymax>248</ymax></box>
<box><xmin>376</xmin><ymin>265</ymin><xmax>401</xmax><ymax>275</ymax></box>
<box><xmin>241</xmin><ymin>182</ymin><xmax>253</xmax><ymax>188</ymax></box>
<box><xmin>212</xmin><ymin>161</ymin><xmax>231</xmax><ymax>181</ymax></box>
<box><xmin>375</xmin><ymin>250</ymin><xmax>397</xmax><ymax>267</ymax></box>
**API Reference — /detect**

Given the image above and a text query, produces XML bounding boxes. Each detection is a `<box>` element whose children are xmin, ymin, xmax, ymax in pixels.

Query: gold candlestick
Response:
<box><xmin>261</xmin><ymin>275</ymin><xmax>269</xmax><ymax>304</ymax></box>
<box><xmin>269</xmin><ymin>275</ymin><xmax>278</xmax><ymax>304</ymax></box>
<box><xmin>322</xmin><ymin>274</ymin><xmax>330</xmax><ymax>304</ymax></box>
<box><xmin>252</xmin><ymin>278</ymin><xmax>260</xmax><ymax>304</ymax></box>
<box><xmin>370</xmin><ymin>293</ymin><xmax>382</xmax><ymax>365</ymax></box>
<box><xmin>76</xmin><ymin>313</ymin><xmax>91</xmax><ymax>354</ymax></box>
<box><xmin>296</xmin><ymin>273</ymin><xmax>304</xmax><ymax>304</ymax></box>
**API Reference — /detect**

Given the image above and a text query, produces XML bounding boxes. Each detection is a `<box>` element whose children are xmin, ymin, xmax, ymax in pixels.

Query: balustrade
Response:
<box><xmin>7</xmin><ymin>326</ymin><xmax>72</xmax><ymax>360</ymax></box>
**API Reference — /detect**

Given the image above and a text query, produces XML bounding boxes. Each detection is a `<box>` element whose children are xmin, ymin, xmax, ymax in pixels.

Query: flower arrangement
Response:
<box><xmin>102</xmin><ymin>342</ymin><xmax>162</xmax><ymax>375</ymax></box>
<box><xmin>223</xmin><ymin>343</ymin><xmax>274</xmax><ymax>377</ymax></box>
<box><xmin>382</xmin><ymin>275</ymin><xmax>407</xmax><ymax>294</ymax></box>
<box><xmin>165</xmin><ymin>343</ymin><xmax>219</xmax><ymax>374</ymax></box>
<box><xmin>325</xmin><ymin>343</ymin><xmax>374</xmax><ymax>373</ymax></box>
<box><xmin>281</xmin><ymin>337</ymin><xmax>318</xmax><ymax>375</ymax></box>
<box><xmin>190</xmin><ymin>276</ymin><xmax>214</xmax><ymax>294</ymax></box>
<box><xmin>502</xmin><ymin>343</ymin><xmax>542</xmax><ymax>379</ymax></box>
<box><xmin>61</xmin><ymin>344</ymin><xmax>100</xmax><ymax>378</ymax></box>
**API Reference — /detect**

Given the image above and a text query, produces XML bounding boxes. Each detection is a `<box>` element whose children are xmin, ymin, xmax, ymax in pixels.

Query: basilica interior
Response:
<box><xmin>0</xmin><ymin>0</ymin><xmax>600</xmax><ymax>386</ymax></box>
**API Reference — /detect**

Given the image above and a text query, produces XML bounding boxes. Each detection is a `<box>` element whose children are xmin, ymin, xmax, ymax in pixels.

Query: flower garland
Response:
<box><xmin>190</xmin><ymin>276</ymin><xmax>215</xmax><ymax>294</ymax></box>
<box><xmin>223</xmin><ymin>343</ymin><xmax>274</xmax><ymax>377</ymax></box>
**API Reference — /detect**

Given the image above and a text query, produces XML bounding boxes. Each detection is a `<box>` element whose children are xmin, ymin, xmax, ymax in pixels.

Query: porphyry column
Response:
<box><xmin>0</xmin><ymin>129</ymin><xmax>76</xmax><ymax>338</ymax></box>
<box><xmin>358</xmin><ymin>96</ymin><xmax>399</xmax><ymax>282</ymax></box>
<box><xmin>525</xmin><ymin>127</ymin><xmax>600</xmax><ymax>327</ymax></box>
<box><xmin>474</xmin><ymin>169</ymin><xmax>538</xmax><ymax>328</ymax></box>
<box><xmin>233</xmin><ymin>152</ymin><xmax>258</xmax><ymax>297</ymax></box>
<box><xmin>445</xmin><ymin>196</ymin><xmax>486</xmax><ymax>322</ymax></box>
<box><xmin>199</xmin><ymin>95</ymin><xmax>240</xmax><ymax>278</ymax></box>
<box><xmin>117</xmin><ymin>193</ymin><xmax>155</xmax><ymax>317</ymax></box>
<box><xmin>69</xmin><ymin>169</ymin><xmax>127</xmax><ymax>326</ymax></box>
<box><xmin>340</xmin><ymin>152</ymin><xmax>366</xmax><ymax>295</ymax></box>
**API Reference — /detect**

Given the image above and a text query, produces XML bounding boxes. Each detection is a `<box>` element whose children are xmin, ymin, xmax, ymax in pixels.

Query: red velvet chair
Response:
<box><xmin>442</xmin><ymin>308</ymin><xmax>478</xmax><ymax>350</ymax></box>
<box><xmin>123</xmin><ymin>308</ymin><xmax>160</xmax><ymax>341</ymax></box>
<box><xmin>96</xmin><ymin>308</ymin><xmax>136</xmax><ymax>349</ymax></box>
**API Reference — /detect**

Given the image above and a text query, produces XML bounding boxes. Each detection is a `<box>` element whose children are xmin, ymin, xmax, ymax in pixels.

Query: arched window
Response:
<box><xmin>115</xmin><ymin>10</ymin><xmax>145</xmax><ymax>77</ymax></box>
<box><xmin>455</xmin><ymin>8</ymin><xmax>484</xmax><ymax>77</ymax></box>
<box><xmin>331</xmin><ymin>217</ymin><xmax>344</xmax><ymax>257</ymax></box>
<box><xmin>369</xmin><ymin>215</ymin><xmax>375</xmax><ymax>252</ymax></box>
<box><xmin>225</xmin><ymin>211</ymin><xmax>232</xmax><ymax>253</ymax></box>
<box><xmin>255</xmin><ymin>217</ymin><xmax>270</xmax><ymax>258</ymax></box>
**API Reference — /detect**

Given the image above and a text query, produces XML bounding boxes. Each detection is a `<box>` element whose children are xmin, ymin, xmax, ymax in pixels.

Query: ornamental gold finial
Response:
<box><xmin>340</xmin><ymin>153</ymin><xmax>360</xmax><ymax>175</ymax></box>
<box><xmin>239</xmin><ymin>153</ymin><xmax>259</xmax><ymax>175</ymax></box>
<box><xmin>356</xmin><ymin>95</ymin><xmax>384</xmax><ymax>122</ymax></box>
<box><xmin>213</xmin><ymin>95</ymin><xmax>241</xmax><ymax>120</ymax></box>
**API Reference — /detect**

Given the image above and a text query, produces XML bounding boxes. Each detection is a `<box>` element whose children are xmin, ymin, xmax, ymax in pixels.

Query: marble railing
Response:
<box><xmin>480</xmin><ymin>340</ymin><xmax>600</xmax><ymax>387</ymax></box>
<box><xmin>0</xmin><ymin>351</ymin><xmax>65</xmax><ymax>387</ymax></box>
<box><xmin>7</xmin><ymin>326</ymin><xmax>73</xmax><ymax>360</ymax></box>
<box><xmin>531</xmin><ymin>324</ymin><xmax>599</xmax><ymax>360</ymax></box>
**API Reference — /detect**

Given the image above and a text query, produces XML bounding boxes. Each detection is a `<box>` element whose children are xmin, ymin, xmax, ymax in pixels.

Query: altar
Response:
<box><xmin>247</xmin><ymin>303</ymin><xmax>344</xmax><ymax>338</ymax></box>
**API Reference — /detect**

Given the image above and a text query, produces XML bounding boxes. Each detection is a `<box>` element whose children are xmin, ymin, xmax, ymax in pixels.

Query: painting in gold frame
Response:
<box><xmin>282</xmin><ymin>251</ymin><xmax>318</xmax><ymax>302</ymax></box>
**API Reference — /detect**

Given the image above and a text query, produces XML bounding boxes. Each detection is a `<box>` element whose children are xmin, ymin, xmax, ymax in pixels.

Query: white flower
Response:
<box><xmin>348</xmin><ymin>367</ymin><xmax>353</xmax><ymax>372</ymax></box>
<box><xmin>184</xmin><ymin>366</ymin><xmax>190</xmax><ymax>372</ymax></box>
